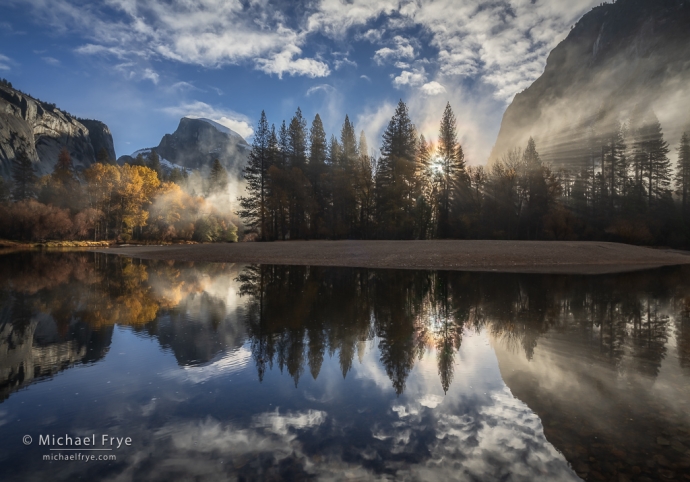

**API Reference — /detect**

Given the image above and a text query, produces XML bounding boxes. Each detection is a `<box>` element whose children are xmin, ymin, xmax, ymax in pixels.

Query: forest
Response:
<box><xmin>0</xmin><ymin>147</ymin><xmax>238</xmax><ymax>243</ymax></box>
<box><xmin>240</xmin><ymin>101</ymin><xmax>690</xmax><ymax>246</ymax></box>
<box><xmin>1</xmin><ymin>98</ymin><xmax>689</xmax><ymax>246</ymax></box>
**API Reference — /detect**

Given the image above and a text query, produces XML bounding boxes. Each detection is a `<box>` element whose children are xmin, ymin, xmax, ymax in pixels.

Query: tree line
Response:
<box><xmin>240</xmin><ymin>100</ymin><xmax>690</xmax><ymax>246</ymax></box>
<box><xmin>0</xmin><ymin>147</ymin><xmax>237</xmax><ymax>243</ymax></box>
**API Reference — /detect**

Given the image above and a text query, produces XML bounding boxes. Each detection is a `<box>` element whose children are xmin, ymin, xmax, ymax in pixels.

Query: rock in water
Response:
<box><xmin>0</xmin><ymin>82</ymin><xmax>115</xmax><ymax>178</ymax></box>
<box><xmin>489</xmin><ymin>0</ymin><xmax>690</xmax><ymax>167</ymax></box>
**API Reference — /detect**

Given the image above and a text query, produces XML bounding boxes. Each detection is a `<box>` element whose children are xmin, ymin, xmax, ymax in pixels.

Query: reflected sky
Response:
<box><xmin>0</xmin><ymin>252</ymin><xmax>689</xmax><ymax>481</ymax></box>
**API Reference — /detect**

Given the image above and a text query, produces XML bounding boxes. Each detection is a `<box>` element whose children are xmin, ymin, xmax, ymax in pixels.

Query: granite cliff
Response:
<box><xmin>0</xmin><ymin>82</ymin><xmax>115</xmax><ymax>179</ymax></box>
<box><xmin>118</xmin><ymin>117</ymin><xmax>250</xmax><ymax>178</ymax></box>
<box><xmin>489</xmin><ymin>0</ymin><xmax>690</xmax><ymax>167</ymax></box>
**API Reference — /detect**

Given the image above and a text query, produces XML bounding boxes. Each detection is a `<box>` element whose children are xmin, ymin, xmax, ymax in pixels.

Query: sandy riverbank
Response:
<box><xmin>92</xmin><ymin>240</ymin><xmax>690</xmax><ymax>274</ymax></box>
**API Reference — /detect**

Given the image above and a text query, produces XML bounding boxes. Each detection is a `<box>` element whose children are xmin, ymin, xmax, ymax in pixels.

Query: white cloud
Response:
<box><xmin>168</xmin><ymin>81</ymin><xmax>200</xmax><ymax>93</ymax></box>
<box><xmin>393</xmin><ymin>68</ymin><xmax>427</xmax><ymax>88</ymax></box>
<box><xmin>142</xmin><ymin>68</ymin><xmax>159</xmax><ymax>84</ymax></box>
<box><xmin>16</xmin><ymin>0</ymin><xmax>601</xmax><ymax>102</ymax></box>
<box><xmin>255</xmin><ymin>45</ymin><xmax>330</xmax><ymax>79</ymax></box>
<box><xmin>42</xmin><ymin>56</ymin><xmax>61</xmax><ymax>66</ymax></box>
<box><xmin>306</xmin><ymin>84</ymin><xmax>336</xmax><ymax>96</ymax></box>
<box><xmin>23</xmin><ymin>0</ymin><xmax>330</xmax><ymax>79</ymax></box>
<box><xmin>0</xmin><ymin>54</ymin><xmax>11</xmax><ymax>71</ymax></box>
<box><xmin>306</xmin><ymin>0</ymin><xmax>397</xmax><ymax>38</ymax></box>
<box><xmin>75</xmin><ymin>44</ymin><xmax>129</xmax><ymax>59</ymax></box>
<box><xmin>421</xmin><ymin>81</ymin><xmax>446</xmax><ymax>96</ymax></box>
<box><xmin>334</xmin><ymin>57</ymin><xmax>357</xmax><ymax>70</ymax></box>
<box><xmin>374</xmin><ymin>35</ymin><xmax>416</xmax><ymax>65</ymax></box>
<box><xmin>357</xmin><ymin>28</ymin><xmax>384</xmax><ymax>43</ymax></box>
<box><xmin>161</xmin><ymin>101</ymin><xmax>254</xmax><ymax>139</ymax></box>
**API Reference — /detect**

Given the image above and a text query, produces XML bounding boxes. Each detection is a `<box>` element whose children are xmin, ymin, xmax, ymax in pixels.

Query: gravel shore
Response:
<box><xmin>92</xmin><ymin>240</ymin><xmax>690</xmax><ymax>274</ymax></box>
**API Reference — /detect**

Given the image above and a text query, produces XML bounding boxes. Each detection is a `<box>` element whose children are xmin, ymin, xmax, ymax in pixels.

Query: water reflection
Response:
<box><xmin>0</xmin><ymin>251</ymin><xmax>689</xmax><ymax>481</ymax></box>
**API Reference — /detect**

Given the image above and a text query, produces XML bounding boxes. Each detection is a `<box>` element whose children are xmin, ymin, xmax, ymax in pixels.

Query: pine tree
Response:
<box><xmin>132</xmin><ymin>153</ymin><xmax>146</xmax><ymax>167</ymax></box>
<box><xmin>355</xmin><ymin>130</ymin><xmax>375</xmax><ymax>238</ymax></box>
<box><xmin>376</xmin><ymin>100</ymin><xmax>419</xmax><ymax>238</ymax></box>
<box><xmin>238</xmin><ymin>111</ymin><xmax>271</xmax><ymax>240</ymax></box>
<box><xmin>287</xmin><ymin>108</ymin><xmax>309</xmax><ymax>239</ymax></box>
<box><xmin>278</xmin><ymin>120</ymin><xmax>289</xmax><ymax>170</ymax></box>
<box><xmin>332</xmin><ymin>115</ymin><xmax>358</xmax><ymax>238</ymax></box>
<box><xmin>308</xmin><ymin>114</ymin><xmax>328</xmax><ymax>237</ymax></box>
<box><xmin>676</xmin><ymin>132</ymin><xmax>690</xmax><ymax>214</ymax></box>
<box><xmin>12</xmin><ymin>150</ymin><xmax>37</xmax><ymax>201</ymax></box>
<box><xmin>522</xmin><ymin>137</ymin><xmax>549</xmax><ymax>238</ymax></box>
<box><xmin>326</xmin><ymin>135</ymin><xmax>341</xmax><ymax>237</ymax></box>
<box><xmin>640</xmin><ymin>112</ymin><xmax>671</xmax><ymax>204</ymax></box>
<box><xmin>288</xmin><ymin>108</ymin><xmax>308</xmax><ymax>170</ymax></box>
<box><xmin>600</xmin><ymin>120</ymin><xmax>626</xmax><ymax>210</ymax></box>
<box><xmin>39</xmin><ymin>147</ymin><xmax>80</xmax><ymax>210</ymax></box>
<box><xmin>340</xmin><ymin>115</ymin><xmax>358</xmax><ymax>166</ymax></box>
<box><xmin>209</xmin><ymin>159</ymin><xmax>229</xmax><ymax>193</ymax></box>
<box><xmin>268</xmin><ymin>123</ymin><xmax>289</xmax><ymax>240</ymax></box>
<box><xmin>147</xmin><ymin>150</ymin><xmax>162</xmax><ymax>177</ymax></box>
<box><xmin>436</xmin><ymin>102</ymin><xmax>465</xmax><ymax>238</ymax></box>
<box><xmin>54</xmin><ymin>148</ymin><xmax>75</xmax><ymax>184</ymax></box>
<box><xmin>96</xmin><ymin>147</ymin><xmax>113</xmax><ymax>165</ymax></box>
<box><xmin>415</xmin><ymin>134</ymin><xmax>435</xmax><ymax>240</ymax></box>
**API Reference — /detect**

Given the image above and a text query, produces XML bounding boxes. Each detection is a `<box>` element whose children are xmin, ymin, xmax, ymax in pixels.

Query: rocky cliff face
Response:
<box><xmin>0</xmin><ymin>83</ymin><xmax>115</xmax><ymax>178</ymax></box>
<box><xmin>489</xmin><ymin>0</ymin><xmax>690</xmax><ymax>166</ymax></box>
<box><xmin>78</xmin><ymin>118</ymin><xmax>116</xmax><ymax>162</ymax></box>
<box><xmin>120</xmin><ymin>117</ymin><xmax>250</xmax><ymax>177</ymax></box>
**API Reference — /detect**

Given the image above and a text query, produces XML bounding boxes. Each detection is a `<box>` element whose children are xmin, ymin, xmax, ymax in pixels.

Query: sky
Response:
<box><xmin>0</xmin><ymin>0</ymin><xmax>601</xmax><ymax>164</ymax></box>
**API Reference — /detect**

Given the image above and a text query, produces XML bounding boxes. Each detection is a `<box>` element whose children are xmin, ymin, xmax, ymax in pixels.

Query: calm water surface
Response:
<box><xmin>0</xmin><ymin>251</ymin><xmax>689</xmax><ymax>481</ymax></box>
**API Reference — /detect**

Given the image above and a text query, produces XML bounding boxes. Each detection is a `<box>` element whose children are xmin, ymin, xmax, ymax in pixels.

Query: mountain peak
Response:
<box><xmin>119</xmin><ymin>115</ymin><xmax>250</xmax><ymax>176</ymax></box>
<box><xmin>181</xmin><ymin>116</ymin><xmax>247</xmax><ymax>143</ymax></box>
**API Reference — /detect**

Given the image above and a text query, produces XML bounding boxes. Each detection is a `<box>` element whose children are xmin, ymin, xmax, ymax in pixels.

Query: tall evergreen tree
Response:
<box><xmin>267</xmin><ymin>124</ymin><xmax>289</xmax><ymax>240</ymax></box>
<box><xmin>308</xmin><ymin>114</ymin><xmax>328</xmax><ymax>237</ymax></box>
<box><xmin>601</xmin><ymin>121</ymin><xmax>627</xmax><ymax>210</ymax></box>
<box><xmin>238</xmin><ymin>111</ymin><xmax>271</xmax><ymax>240</ymax></box>
<box><xmin>640</xmin><ymin>112</ymin><xmax>672</xmax><ymax>204</ymax></box>
<box><xmin>288</xmin><ymin>108</ymin><xmax>308</xmax><ymax>170</ymax></box>
<box><xmin>209</xmin><ymin>159</ymin><xmax>229</xmax><ymax>193</ymax></box>
<box><xmin>12</xmin><ymin>150</ymin><xmax>37</xmax><ymax>201</ymax></box>
<box><xmin>147</xmin><ymin>150</ymin><xmax>162</xmax><ymax>177</ymax></box>
<box><xmin>287</xmin><ymin>108</ymin><xmax>310</xmax><ymax>239</ymax></box>
<box><xmin>54</xmin><ymin>148</ymin><xmax>75</xmax><ymax>184</ymax></box>
<box><xmin>96</xmin><ymin>147</ymin><xmax>113</xmax><ymax>165</ymax></box>
<box><xmin>355</xmin><ymin>130</ymin><xmax>375</xmax><ymax>238</ymax></box>
<box><xmin>332</xmin><ymin>115</ymin><xmax>358</xmax><ymax>238</ymax></box>
<box><xmin>676</xmin><ymin>132</ymin><xmax>690</xmax><ymax>215</ymax></box>
<box><xmin>39</xmin><ymin>148</ymin><xmax>79</xmax><ymax>210</ymax></box>
<box><xmin>376</xmin><ymin>100</ymin><xmax>418</xmax><ymax>238</ymax></box>
<box><xmin>522</xmin><ymin>137</ymin><xmax>549</xmax><ymax>238</ymax></box>
<box><xmin>436</xmin><ymin>102</ymin><xmax>465</xmax><ymax>238</ymax></box>
<box><xmin>340</xmin><ymin>115</ymin><xmax>358</xmax><ymax>166</ymax></box>
<box><xmin>326</xmin><ymin>135</ymin><xmax>341</xmax><ymax>237</ymax></box>
<box><xmin>415</xmin><ymin>134</ymin><xmax>435</xmax><ymax>240</ymax></box>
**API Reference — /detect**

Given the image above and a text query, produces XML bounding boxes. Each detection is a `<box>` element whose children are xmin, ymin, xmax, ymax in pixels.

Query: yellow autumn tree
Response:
<box><xmin>83</xmin><ymin>163</ymin><xmax>121</xmax><ymax>240</ymax></box>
